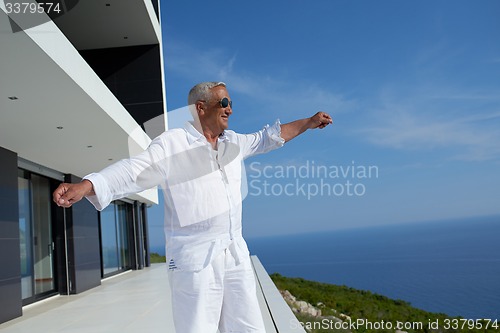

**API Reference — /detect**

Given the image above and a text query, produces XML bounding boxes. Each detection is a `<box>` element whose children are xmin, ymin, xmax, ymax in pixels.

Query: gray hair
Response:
<box><xmin>188</xmin><ymin>81</ymin><xmax>226</xmax><ymax>105</ymax></box>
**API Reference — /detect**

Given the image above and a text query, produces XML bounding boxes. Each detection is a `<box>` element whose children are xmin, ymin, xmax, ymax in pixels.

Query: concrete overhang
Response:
<box><xmin>0</xmin><ymin>1</ymin><xmax>162</xmax><ymax>204</ymax></box>
<box><xmin>53</xmin><ymin>0</ymin><xmax>161</xmax><ymax>50</ymax></box>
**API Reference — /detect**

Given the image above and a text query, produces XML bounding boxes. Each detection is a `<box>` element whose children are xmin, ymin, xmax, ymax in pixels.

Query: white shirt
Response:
<box><xmin>84</xmin><ymin>120</ymin><xmax>284</xmax><ymax>271</ymax></box>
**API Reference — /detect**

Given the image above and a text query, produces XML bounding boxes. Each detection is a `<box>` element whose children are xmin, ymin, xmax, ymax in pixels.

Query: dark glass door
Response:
<box><xmin>99</xmin><ymin>201</ymin><xmax>132</xmax><ymax>277</ymax></box>
<box><xmin>18</xmin><ymin>170</ymin><xmax>57</xmax><ymax>304</ymax></box>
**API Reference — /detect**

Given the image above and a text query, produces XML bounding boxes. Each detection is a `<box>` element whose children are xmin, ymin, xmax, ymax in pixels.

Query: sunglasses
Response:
<box><xmin>218</xmin><ymin>97</ymin><xmax>232</xmax><ymax>109</ymax></box>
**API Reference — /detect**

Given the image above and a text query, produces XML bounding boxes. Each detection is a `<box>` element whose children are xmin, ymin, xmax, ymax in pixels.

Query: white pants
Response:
<box><xmin>167</xmin><ymin>249</ymin><xmax>266</xmax><ymax>333</ymax></box>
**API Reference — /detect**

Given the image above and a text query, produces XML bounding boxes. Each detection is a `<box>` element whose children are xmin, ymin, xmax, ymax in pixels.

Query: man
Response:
<box><xmin>53</xmin><ymin>81</ymin><xmax>332</xmax><ymax>333</ymax></box>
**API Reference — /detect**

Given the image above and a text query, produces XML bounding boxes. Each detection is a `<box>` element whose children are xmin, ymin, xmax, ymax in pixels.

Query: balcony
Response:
<box><xmin>0</xmin><ymin>256</ymin><xmax>305</xmax><ymax>333</ymax></box>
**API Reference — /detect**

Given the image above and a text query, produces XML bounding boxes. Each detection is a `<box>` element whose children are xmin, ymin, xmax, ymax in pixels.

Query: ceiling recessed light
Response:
<box><xmin>56</xmin><ymin>126</ymin><xmax>63</xmax><ymax>129</ymax></box>
<box><xmin>8</xmin><ymin>96</ymin><xmax>18</xmax><ymax>100</ymax></box>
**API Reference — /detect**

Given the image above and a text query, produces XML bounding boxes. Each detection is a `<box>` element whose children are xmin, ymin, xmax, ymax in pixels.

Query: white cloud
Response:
<box><xmin>357</xmin><ymin>88</ymin><xmax>500</xmax><ymax>161</ymax></box>
<box><xmin>165</xmin><ymin>39</ymin><xmax>500</xmax><ymax>161</ymax></box>
<box><xmin>164</xmin><ymin>39</ymin><xmax>354</xmax><ymax>119</ymax></box>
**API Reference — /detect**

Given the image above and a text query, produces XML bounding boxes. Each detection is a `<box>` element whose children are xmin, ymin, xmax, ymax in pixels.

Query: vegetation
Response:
<box><xmin>148</xmin><ymin>253</ymin><xmax>497</xmax><ymax>332</ymax></box>
<box><xmin>270</xmin><ymin>273</ymin><xmax>498</xmax><ymax>333</ymax></box>
<box><xmin>150</xmin><ymin>252</ymin><xmax>166</xmax><ymax>263</ymax></box>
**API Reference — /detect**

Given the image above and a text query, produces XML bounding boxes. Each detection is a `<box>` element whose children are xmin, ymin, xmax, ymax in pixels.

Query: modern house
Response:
<box><xmin>0</xmin><ymin>0</ymin><xmax>165</xmax><ymax>324</ymax></box>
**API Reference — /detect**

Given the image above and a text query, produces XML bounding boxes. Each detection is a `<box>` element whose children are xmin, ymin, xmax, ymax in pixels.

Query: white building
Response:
<box><xmin>0</xmin><ymin>0</ymin><xmax>165</xmax><ymax>323</ymax></box>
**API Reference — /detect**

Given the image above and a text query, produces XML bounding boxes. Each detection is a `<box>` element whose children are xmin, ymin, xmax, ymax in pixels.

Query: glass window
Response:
<box><xmin>31</xmin><ymin>174</ymin><xmax>55</xmax><ymax>294</ymax></box>
<box><xmin>100</xmin><ymin>201</ymin><xmax>132</xmax><ymax>276</ymax></box>
<box><xmin>116</xmin><ymin>202</ymin><xmax>130</xmax><ymax>270</ymax></box>
<box><xmin>100</xmin><ymin>204</ymin><xmax>119</xmax><ymax>275</ymax></box>
<box><xmin>18</xmin><ymin>171</ymin><xmax>33</xmax><ymax>299</ymax></box>
<box><xmin>18</xmin><ymin>170</ymin><xmax>56</xmax><ymax>301</ymax></box>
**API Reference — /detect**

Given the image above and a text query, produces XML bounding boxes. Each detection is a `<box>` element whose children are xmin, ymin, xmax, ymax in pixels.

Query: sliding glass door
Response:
<box><xmin>100</xmin><ymin>204</ymin><xmax>119</xmax><ymax>275</ymax></box>
<box><xmin>18</xmin><ymin>170</ymin><xmax>57</xmax><ymax>303</ymax></box>
<box><xmin>100</xmin><ymin>201</ymin><xmax>132</xmax><ymax>277</ymax></box>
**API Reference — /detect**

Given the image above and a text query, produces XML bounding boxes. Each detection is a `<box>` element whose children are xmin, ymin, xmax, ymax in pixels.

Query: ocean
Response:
<box><xmin>246</xmin><ymin>216</ymin><xmax>500</xmax><ymax>320</ymax></box>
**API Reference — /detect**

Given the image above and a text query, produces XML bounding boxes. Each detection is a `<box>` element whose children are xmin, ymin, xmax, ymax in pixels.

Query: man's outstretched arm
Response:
<box><xmin>280</xmin><ymin>111</ymin><xmax>333</xmax><ymax>142</ymax></box>
<box><xmin>53</xmin><ymin>134</ymin><xmax>168</xmax><ymax>209</ymax></box>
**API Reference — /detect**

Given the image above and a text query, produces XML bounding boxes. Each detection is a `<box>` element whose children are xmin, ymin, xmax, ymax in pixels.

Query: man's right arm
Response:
<box><xmin>52</xmin><ymin>134</ymin><xmax>168</xmax><ymax>210</ymax></box>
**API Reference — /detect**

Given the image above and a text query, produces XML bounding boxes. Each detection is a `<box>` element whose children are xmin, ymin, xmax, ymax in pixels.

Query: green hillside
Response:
<box><xmin>270</xmin><ymin>273</ymin><xmax>498</xmax><ymax>333</ymax></box>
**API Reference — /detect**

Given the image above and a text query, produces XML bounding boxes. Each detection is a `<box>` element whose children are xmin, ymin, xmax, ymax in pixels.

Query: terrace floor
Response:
<box><xmin>0</xmin><ymin>256</ymin><xmax>305</xmax><ymax>333</ymax></box>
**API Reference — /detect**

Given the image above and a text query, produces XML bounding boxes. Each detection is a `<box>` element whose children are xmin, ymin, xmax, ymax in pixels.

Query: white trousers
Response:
<box><xmin>167</xmin><ymin>249</ymin><xmax>266</xmax><ymax>333</ymax></box>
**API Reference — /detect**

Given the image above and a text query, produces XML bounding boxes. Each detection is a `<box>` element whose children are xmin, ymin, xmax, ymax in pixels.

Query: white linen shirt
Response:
<box><xmin>84</xmin><ymin>120</ymin><xmax>284</xmax><ymax>271</ymax></box>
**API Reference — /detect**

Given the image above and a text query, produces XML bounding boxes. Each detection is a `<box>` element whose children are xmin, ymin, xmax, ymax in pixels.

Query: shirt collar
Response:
<box><xmin>184</xmin><ymin>121</ymin><xmax>204</xmax><ymax>145</ymax></box>
<box><xmin>184</xmin><ymin>121</ymin><xmax>228</xmax><ymax>145</ymax></box>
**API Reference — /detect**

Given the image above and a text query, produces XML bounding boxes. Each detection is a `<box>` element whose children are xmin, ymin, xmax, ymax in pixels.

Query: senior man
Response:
<box><xmin>53</xmin><ymin>81</ymin><xmax>332</xmax><ymax>333</ymax></box>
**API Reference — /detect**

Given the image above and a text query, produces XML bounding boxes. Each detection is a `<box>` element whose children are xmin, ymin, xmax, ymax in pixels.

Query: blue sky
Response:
<box><xmin>148</xmin><ymin>0</ymin><xmax>500</xmax><ymax>245</ymax></box>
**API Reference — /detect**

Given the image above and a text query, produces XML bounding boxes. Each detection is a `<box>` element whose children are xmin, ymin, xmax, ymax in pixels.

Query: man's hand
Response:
<box><xmin>53</xmin><ymin>180</ymin><xmax>94</xmax><ymax>208</ymax></box>
<box><xmin>281</xmin><ymin>111</ymin><xmax>333</xmax><ymax>142</ymax></box>
<box><xmin>308</xmin><ymin>111</ymin><xmax>333</xmax><ymax>129</ymax></box>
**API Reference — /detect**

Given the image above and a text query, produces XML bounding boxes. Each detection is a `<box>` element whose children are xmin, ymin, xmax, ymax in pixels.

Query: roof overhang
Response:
<box><xmin>0</xmin><ymin>0</ymin><xmax>163</xmax><ymax>204</ymax></box>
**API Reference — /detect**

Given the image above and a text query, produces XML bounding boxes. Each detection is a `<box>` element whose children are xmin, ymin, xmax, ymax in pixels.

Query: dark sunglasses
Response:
<box><xmin>218</xmin><ymin>97</ymin><xmax>232</xmax><ymax>108</ymax></box>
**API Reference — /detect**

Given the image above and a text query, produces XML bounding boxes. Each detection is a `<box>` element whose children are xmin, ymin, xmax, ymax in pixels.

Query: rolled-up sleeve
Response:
<box><xmin>83</xmin><ymin>172</ymin><xmax>112</xmax><ymax>211</ymax></box>
<box><xmin>83</xmin><ymin>136</ymin><xmax>167</xmax><ymax>211</ymax></box>
<box><xmin>238</xmin><ymin>119</ymin><xmax>285</xmax><ymax>159</ymax></box>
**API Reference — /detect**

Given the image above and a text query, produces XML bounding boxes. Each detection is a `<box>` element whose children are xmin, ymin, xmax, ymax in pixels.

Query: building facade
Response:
<box><xmin>0</xmin><ymin>0</ymin><xmax>166</xmax><ymax>324</ymax></box>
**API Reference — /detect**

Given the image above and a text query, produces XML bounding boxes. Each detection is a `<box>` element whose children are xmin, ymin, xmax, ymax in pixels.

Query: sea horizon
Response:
<box><xmin>246</xmin><ymin>215</ymin><xmax>500</xmax><ymax>320</ymax></box>
<box><xmin>149</xmin><ymin>215</ymin><xmax>500</xmax><ymax>320</ymax></box>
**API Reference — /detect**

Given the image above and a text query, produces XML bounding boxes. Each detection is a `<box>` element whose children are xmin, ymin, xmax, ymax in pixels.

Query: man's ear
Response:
<box><xmin>195</xmin><ymin>101</ymin><xmax>205</xmax><ymax>115</ymax></box>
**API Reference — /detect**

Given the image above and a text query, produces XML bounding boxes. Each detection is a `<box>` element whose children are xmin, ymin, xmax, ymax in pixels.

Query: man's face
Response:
<box><xmin>199</xmin><ymin>86</ymin><xmax>233</xmax><ymax>134</ymax></box>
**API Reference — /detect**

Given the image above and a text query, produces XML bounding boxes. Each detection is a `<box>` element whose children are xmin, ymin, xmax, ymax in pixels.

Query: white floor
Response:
<box><xmin>0</xmin><ymin>258</ymin><xmax>303</xmax><ymax>333</ymax></box>
<box><xmin>0</xmin><ymin>265</ymin><xmax>175</xmax><ymax>333</ymax></box>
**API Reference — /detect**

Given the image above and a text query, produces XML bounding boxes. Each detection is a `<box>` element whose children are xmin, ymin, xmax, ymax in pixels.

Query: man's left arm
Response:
<box><xmin>280</xmin><ymin>112</ymin><xmax>333</xmax><ymax>142</ymax></box>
